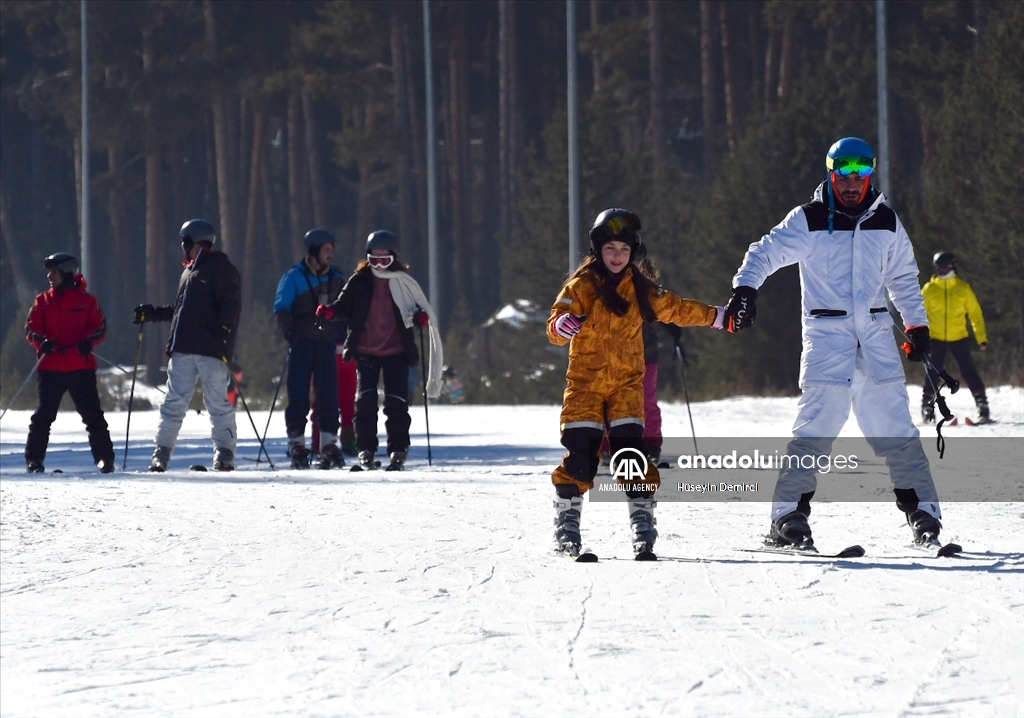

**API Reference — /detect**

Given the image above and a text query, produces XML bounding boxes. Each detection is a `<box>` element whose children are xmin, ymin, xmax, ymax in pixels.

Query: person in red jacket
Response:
<box><xmin>24</xmin><ymin>253</ymin><xmax>115</xmax><ymax>473</ymax></box>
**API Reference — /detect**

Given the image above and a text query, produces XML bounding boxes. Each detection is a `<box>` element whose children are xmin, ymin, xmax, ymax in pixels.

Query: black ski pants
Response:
<box><xmin>552</xmin><ymin>421</ymin><xmax>658</xmax><ymax>499</ymax></box>
<box><xmin>923</xmin><ymin>339</ymin><xmax>985</xmax><ymax>397</ymax></box>
<box><xmin>26</xmin><ymin>370</ymin><xmax>114</xmax><ymax>464</ymax></box>
<box><xmin>354</xmin><ymin>353</ymin><xmax>410</xmax><ymax>456</ymax></box>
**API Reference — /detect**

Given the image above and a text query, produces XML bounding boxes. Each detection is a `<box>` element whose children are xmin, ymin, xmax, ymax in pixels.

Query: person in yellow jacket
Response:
<box><xmin>547</xmin><ymin>208</ymin><xmax>726</xmax><ymax>559</ymax></box>
<box><xmin>921</xmin><ymin>251</ymin><xmax>991</xmax><ymax>423</ymax></box>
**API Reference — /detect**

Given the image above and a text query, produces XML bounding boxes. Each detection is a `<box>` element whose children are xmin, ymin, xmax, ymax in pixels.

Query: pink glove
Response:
<box><xmin>315</xmin><ymin>304</ymin><xmax>334</xmax><ymax>321</ymax></box>
<box><xmin>554</xmin><ymin>313</ymin><xmax>584</xmax><ymax>339</ymax></box>
<box><xmin>712</xmin><ymin>306</ymin><xmax>726</xmax><ymax>330</ymax></box>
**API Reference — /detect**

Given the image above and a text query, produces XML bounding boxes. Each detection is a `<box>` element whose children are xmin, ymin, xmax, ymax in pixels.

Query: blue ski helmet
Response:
<box><xmin>826</xmin><ymin>137</ymin><xmax>876</xmax><ymax>176</ymax></box>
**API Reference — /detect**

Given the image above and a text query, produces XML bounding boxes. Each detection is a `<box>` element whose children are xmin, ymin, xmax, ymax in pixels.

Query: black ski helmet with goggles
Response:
<box><xmin>366</xmin><ymin>230</ymin><xmax>398</xmax><ymax>269</ymax></box>
<box><xmin>588</xmin><ymin>208</ymin><xmax>644</xmax><ymax>259</ymax></box>
<box><xmin>933</xmin><ymin>251</ymin><xmax>956</xmax><ymax>275</ymax></box>
<box><xmin>179</xmin><ymin>219</ymin><xmax>216</xmax><ymax>252</ymax></box>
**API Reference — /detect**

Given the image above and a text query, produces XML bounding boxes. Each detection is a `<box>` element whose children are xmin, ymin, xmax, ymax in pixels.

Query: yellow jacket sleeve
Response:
<box><xmin>548</xmin><ymin>279</ymin><xmax>588</xmax><ymax>345</ymax></box>
<box><xmin>964</xmin><ymin>283</ymin><xmax>988</xmax><ymax>345</ymax></box>
<box><xmin>650</xmin><ymin>289</ymin><xmax>718</xmax><ymax>327</ymax></box>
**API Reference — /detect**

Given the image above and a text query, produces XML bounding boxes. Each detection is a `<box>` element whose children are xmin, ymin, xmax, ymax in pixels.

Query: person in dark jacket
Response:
<box><xmin>274</xmin><ymin>229</ymin><xmax>348</xmax><ymax>469</ymax></box>
<box><xmin>24</xmin><ymin>253</ymin><xmax>115</xmax><ymax>473</ymax></box>
<box><xmin>134</xmin><ymin>219</ymin><xmax>241</xmax><ymax>472</ymax></box>
<box><xmin>316</xmin><ymin>230</ymin><xmax>442</xmax><ymax>472</ymax></box>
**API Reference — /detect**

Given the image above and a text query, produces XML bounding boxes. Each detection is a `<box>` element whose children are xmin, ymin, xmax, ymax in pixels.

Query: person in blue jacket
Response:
<box><xmin>274</xmin><ymin>229</ymin><xmax>347</xmax><ymax>469</ymax></box>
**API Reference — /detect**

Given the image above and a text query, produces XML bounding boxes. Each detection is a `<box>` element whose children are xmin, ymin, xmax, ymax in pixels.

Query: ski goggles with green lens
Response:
<box><xmin>827</xmin><ymin>156</ymin><xmax>876</xmax><ymax>177</ymax></box>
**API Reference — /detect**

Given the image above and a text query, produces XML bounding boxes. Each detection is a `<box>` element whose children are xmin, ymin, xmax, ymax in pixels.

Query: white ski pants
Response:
<box><xmin>155</xmin><ymin>353</ymin><xmax>236</xmax><ymax>453</ymax></box>
<box><xmin>771</xmin><ymin>348</ymin><xmax>940</xmax><ymax>522</ymax></box>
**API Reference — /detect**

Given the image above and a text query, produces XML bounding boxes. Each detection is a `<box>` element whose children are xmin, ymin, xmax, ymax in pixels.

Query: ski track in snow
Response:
<box><xmin>1</xmin><ymin>389</ymin><xmax>1022</xmax><ymax>717</ymax></box>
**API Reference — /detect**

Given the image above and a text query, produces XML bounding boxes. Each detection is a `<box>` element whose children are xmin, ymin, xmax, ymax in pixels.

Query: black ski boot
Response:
<box><xmin>921</xmin><ymin>394</ymin><xmax>935</xmax><ymax>424</ymax></box>
<box><xmin>96</xmin><ymin>457</ymin><xmax>116</xmax><ymax>474</ymax></box>
<box><xmin>769</xmin><ymin>511</ymin><xmax>814</xmax><ymax>549</ymax></box>
<box><xmin>385</xmin><ymin>450</ymin><xmax>407</xmax><ymax>471</ymax></box>
<box><xmin>289</xmin><ymin>444</ymin><xmax>310</xmax><ymax>469</ymax></box>
<box><xmin>628</xmin><ymin>497</ymin><xmax>658</xmax><ymax>557</ymax></box>
<box><xmin>553</xmin><ymin>495</ymin><xmax>583</xmax><ymax>555</ymax></box>
<box><xmin>26</xmin><ymin>460</ymin><xmax>45</xmax><ymax>474</ymax></box>
<box><xmin>353</xmin><ymin>450</ymin><xmax>377</xmax><ymax>471</ymax></box>
<box><xmin>213</xmin><ymin>448</ymin><xmax>235</xmax><ymax>472</ymax></box>
<box><xmin>149</xmin><ymin>446</ymin><xmax>171</xmax><ymax>472</ymax></box>
<box><xmin>907</xmin><ymin>509</ymin><xmax>942</xmax><ymax>545</ymax></box>
<box><xmin>974</xmin><ymin>393</ymin><xmax>993</xmax><ymax>424</ymax></box>
<box><xmin>315</xmin><ymin>443</ymin><xmax>344</xmax><ymax>470</ymax></box>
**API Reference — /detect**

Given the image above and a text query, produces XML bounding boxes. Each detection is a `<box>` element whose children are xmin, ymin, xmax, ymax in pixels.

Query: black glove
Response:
<box><xmin>903</xmin><ymin>325</ymin><xmax>931</xmax><ymax>362</ymax></box>
<box><xmin>39</xmin><ymin>339</ymin><xmax>56</xmax><ymax>355</ymax></box>
<box><xmin>723</xmin><ymin>286</ymin><xmax>757</xmax><ymax>333</ymax></box>
<box><xmin>134</xmin><ymin>304</ymin><xmax>156</xmax><ymax>324</ymax></box>
<box><xmin>77</xmin><ymin>339</ymin><xmax>93</xmax><ymax>356</ymax></box>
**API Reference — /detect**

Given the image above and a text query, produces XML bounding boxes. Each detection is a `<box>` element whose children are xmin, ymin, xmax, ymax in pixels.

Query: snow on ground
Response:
<box><xmin>1</xmin><ymin>386</ymin><xmax>1022</xmax><ymax>717</ymax></box>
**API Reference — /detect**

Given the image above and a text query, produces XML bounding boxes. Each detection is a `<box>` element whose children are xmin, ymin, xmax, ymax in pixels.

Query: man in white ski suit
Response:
<box><xmin>722</xmin><ymin>137</ymin><xmax>942</xmax><ymax>548</ymax></box>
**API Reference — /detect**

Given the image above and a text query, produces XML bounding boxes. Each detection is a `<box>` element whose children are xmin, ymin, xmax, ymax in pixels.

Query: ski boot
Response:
<box><xmin>315</xmin><ymin>443</ymin><xmax>344</xmax><ymax>470</ymax></box>
<box><xmin>974</xmin><ymin>393</ymin><xmax>993</xmax><ymax>424</ymax></box>
<box><xmin>289</xmin><ymin>444</ymin><xmax>310</xmax><ymax>469</ymax></box>
<box><xmin>768</xmin><ymin>511</ymin><xmax>814</xmax><ymax>549</ymax></box>
<box><xmin>385</xmin><ymin>450</ymin><xmax>407</xmax><ymax>472</ymax></box>
<box><xmin>341</xmin><ymin>427</ymin><xmax>358</xmax><ymax>457</ymax></box>
<box><xmin>921</xmin><ymin>394</ymin><xmax>935</xmax><ymax>424</ymax></box>
<box><xmin>628</xmin><ymin>497</ymin><xmax>658</xmax><ymax>558</ymax></box>
<box><xmin>553</xmin><ymin>495</ymin><xmax>584</xmax><ymax>556</ymax></box>
<box><xmin>149</xmin><ymin>446</ymin><xmax>172</xmax><ymax>473</ymax></box>
<box><xmin>354</xmin><ymin>450</ymin><xmax>377</xmax><ymax>471</ymax></box>
<box><xmin>96</xmin><ymin>457</ymin><xmax>116</xmax><ymax>474</ymax></box>
<box><xmin>26</xmin><ymin>460</ymin><xmax>45</xmax><ymax>474</ymax></box>
<box><xmin>213</xmin><ymin>448</ymin><xmax>235</xmax><ymax>472</ymax></box>
<box><xmin>906</xmin><ymin>509</ymin><xmax>942</xmax><ymax>546</ymax></box>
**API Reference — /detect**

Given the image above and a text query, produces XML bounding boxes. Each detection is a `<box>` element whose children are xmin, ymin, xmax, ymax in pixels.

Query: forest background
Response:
<box><xmin>1</xmin><ymin>0</ymin><xmax>1021</xmax><ymax>408</ymax></box>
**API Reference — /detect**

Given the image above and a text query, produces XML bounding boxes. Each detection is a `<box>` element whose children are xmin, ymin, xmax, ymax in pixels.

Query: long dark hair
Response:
<box><xmin>563</xmin><ymin>253</ymin><xmax>659</xmax><ymax>322</ymax></box>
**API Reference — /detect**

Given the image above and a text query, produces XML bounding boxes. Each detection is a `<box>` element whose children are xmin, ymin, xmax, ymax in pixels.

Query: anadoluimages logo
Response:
<box><xmin>609</xmin><ymin>447</ymin><xmax>648</xmax><ymax>481</ymax></box>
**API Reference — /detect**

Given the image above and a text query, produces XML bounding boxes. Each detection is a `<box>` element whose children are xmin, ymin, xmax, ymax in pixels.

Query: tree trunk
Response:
<box><xmin>204</xmin><ymin>0</ymin><xmax>236</xmax><ymax>257</ymax></box>
<box><xmin>301</xmin><ymin>89</ymin><xmax>326</xmax><ymax>228</ymax></box>
<box><xmin>240</xmin><ymin>108</ymin><xmax>267</xmax><ymax>320</ymax></box>
<box><xmin>700</xmin><ymin>0</ymin><xmax>719</xmax><ymax>184</ymax></box>
<box><xmin>355</xmin><ymin>100</ymin><xmax>378</xmax><ymax>248</ymax></box>
<box><xmin>777</xmin><ymin>13</ymin><xmax>795</xmax><ymax>104</ymax></box>
<box><xmin>403</xmin><ymin>18</ymin><xmax>428</xmax><ymax>278</ymax></box>
<box><xmin>499</xmin><ymin>0</ymin><xmax>522</xmax><ymax>243</ymax></box>
<box><xmin>286</xmin><ymin>88</ymin><xmax>304</xmax><ymax>260</ymax></box>
<box><xmin>391</xmin><ymin>8</ymin><xmax>417</xmax><ymax>275</ymax></box>
<box><xmin>748</xmin><ymin>2</ymin><xmax>761</xmax><ymax>118</ymax></box>
<box><xmin>447</xmin><ymin>1</ymin><xmax>472</xmax><ymax>311</ymax></box>
<box><xmin>719</xmin><ymin>2</ymin><xmax>737</xmax><ymax>154</ymax></box>
<box><xmin>262</xmin><ymin>146</ymin><xmax>284</xmax><ymax>281</ymax></box>
<box><xmin>106</xmin><ymin>141</ymin><xmax>129</xmax><ymax>317</ymax></box>
<box><xmin>479</xmin><ymin>18</ymin><xmax>500</xmax><ymax>313</ymax></box>
<box><xmin>0</xmin><ymin>176</ymin><xmax>34</xmax><ymax>308</ymax></box>
<box><xmin>590</xmin><ymin>0</ymin><xmax>602</xmax><ymax>95</ymax></box>
<box><xmin>143</xmin><ymin>25</ymin><xmax>166</xmax><ymax>387</ymax></box>
<box><xmin>764</xmin><ymin>26</ymin><xmax>780</xmax><ymax>113</ymax></box>
<box><xmin>237</xmin><ymin>98</ymin><xmax>251</xmax><ymax>239</ymax></box>
<box><xmin>648</xmin><ymin>0</ymin><xmax>668</xmax><ymax>202</ymax></box>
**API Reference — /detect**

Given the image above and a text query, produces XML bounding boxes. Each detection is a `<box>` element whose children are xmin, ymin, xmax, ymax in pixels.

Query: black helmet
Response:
<box><xmin>933</xmin><ymin>251</ymin><xmax>956</xmax><ymax>270</ymax></box>
<box><xmin>180</xmin><ymin>219</ymin><xmax>216</xmax><ymax>247</ymax></box>
<box><xmin>44</xmin><ymin>252</ymin><xmax>79</xmax><ymax>277</ymax></box>
<box><xmin>304</xmin><ymin>228</ymin><xmax>335</xmax><ymax>256</ymax></box>
<box><xmin>366</xmin><ymin>230</ymin><xmax>398</xmax><ymax>256</ymax></box>
<box><xmin>589</xmin><ymin>208</ymin><xmax>643</xmax><ymax>256</ymax></box>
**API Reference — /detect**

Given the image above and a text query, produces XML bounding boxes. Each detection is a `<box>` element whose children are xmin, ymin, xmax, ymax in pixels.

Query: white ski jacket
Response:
<box><xmin>733</xmin><ymin>183</ymin><xmax>928</xmax><ymax>389</ymax></box>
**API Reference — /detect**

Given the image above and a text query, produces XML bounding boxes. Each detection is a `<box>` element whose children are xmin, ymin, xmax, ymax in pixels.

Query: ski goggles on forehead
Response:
<box><xmin>827</xmin><ymin>156</ymin><xmax>876</xmax><ymax>178</ymax></box>
<box><xmin>367</xmin><ymin>254</ymin><xmax>394</xmax><ymax>268</ymax></box>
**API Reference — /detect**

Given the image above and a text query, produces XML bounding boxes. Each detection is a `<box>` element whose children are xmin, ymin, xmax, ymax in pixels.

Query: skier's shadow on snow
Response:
<box><xmin>653</xmin><ymin>554</ymin><xmax>1024</xmax><ymax>573</ymax></box>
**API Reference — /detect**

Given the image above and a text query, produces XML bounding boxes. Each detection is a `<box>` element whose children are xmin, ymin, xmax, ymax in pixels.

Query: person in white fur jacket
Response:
<box><xmin>722</xmin><ymin>137</ymin><xmax>943</xmax><ymax>551</ymax></box>
<box><xmin>316</xmin><ymin>230</ymin><xmax>442</xmax><ymax>472</ymax></box>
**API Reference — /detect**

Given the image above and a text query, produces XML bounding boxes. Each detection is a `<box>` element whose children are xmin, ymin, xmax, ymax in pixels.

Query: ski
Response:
<box><xmin>910</xmin><ymin>540</ymin><xmax>963</xmax><ymax>557</ymax></box>
<box><xmin>634</xmin><ymin>550</ymin><xmax>658</xmax><ymax>561</ymax></box>
<box><xmin>556</xmin><ymin>546</ymin><xmax>598</xmax><ymax>562</ymax></box>
<box><xmin>189</xmin><ymin>464</ymin><xmax>208</xmax><ymax>472</ymax></box>
<box><xmin>742</xmin><ymin>544</ymin><xmax>865</xmax><ymax>559</ymax></box>
<box><xmin>350</xmin><ymin>460</ymin><xmax>381</xmax><ymax>472</ymax></box>
<box><xmin>948</xmin><ymin>417</ymin><xmax>996</xmax><ymax>427</ymax></box>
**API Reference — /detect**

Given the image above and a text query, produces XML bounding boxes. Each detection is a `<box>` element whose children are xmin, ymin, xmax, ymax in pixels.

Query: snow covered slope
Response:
<box><xmin>1</xmin><ymin>387</ymin><xmax>1022</xmax><ymax>717</ymax></box>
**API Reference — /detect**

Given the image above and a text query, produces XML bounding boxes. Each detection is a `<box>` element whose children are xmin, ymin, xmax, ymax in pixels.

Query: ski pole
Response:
<box><xmin>673</xmin><ymin>339</ymin><xmax>699</xmax><ymax>456</ymax></box>
<box><xmin>258</xmin><ymin>350</ymin><xmax>289</xmax><ymax>466</ymax></box>
<box><xmin>95</xmin><ymin>353</ymin><xmax>166</xmax><ymax>394</ymax></box>
<box><xmin>0</xmin><ymin>354</ymin><xmax>45</xmax><ymax>423</ymax></box>
<box><xmin>122</xmin><ymin>325</ymin><xmax>145</xmax><ymax>470</ymax></box>
<box><xmin>224</xmin><ymin>357</ymin><xmax>275</xmax><ymax>469</ymax></box>
<box><xmin>418</xmin><ymin>324</ymin><xmax>433</xmax><ymax>465</ymax></box>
